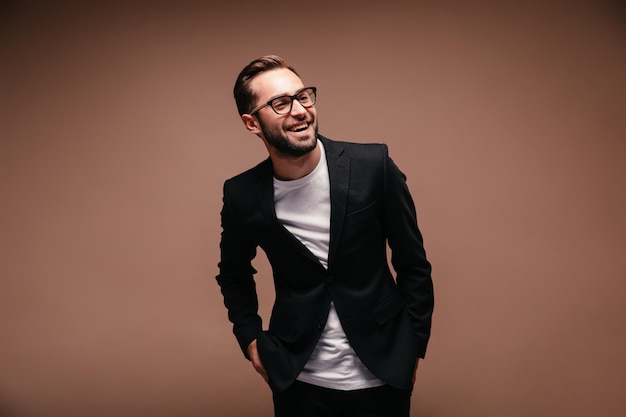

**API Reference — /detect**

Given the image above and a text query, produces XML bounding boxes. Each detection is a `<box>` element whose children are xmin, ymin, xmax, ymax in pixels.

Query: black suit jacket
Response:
<box><xmin>216</xmin><ymin>135</ymin><xmax>434</xmax><ymax>393</ymax></box>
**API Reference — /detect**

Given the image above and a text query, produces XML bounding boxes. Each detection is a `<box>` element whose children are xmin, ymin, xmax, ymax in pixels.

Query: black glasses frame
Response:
<box><xmin>248</xmin><ymin>87</ymin><xmax>317</xmax><ymax>115</ymax></box>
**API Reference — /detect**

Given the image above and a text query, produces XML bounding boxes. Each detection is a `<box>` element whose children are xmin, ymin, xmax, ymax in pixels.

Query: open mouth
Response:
<box><xmin>287</xmin><ymin>122</ymin><xmax>310</xmax><ymax>133</ymax></box>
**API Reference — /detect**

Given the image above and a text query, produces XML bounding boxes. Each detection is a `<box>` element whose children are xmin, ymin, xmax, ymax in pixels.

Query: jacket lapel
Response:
<box><xmin>320</xmin><ymin>137</ymin><xmax>350</xmax><ymax>268</ymax></box>
<box><xmin>254</xmin><ymin>157</ymin><xmax>323</xmax><ymax>266</ymax></box>
<box><xmin>255</xmin><ymin>158</ymin><xmax>277</xmax><ymax>225</ymax></box>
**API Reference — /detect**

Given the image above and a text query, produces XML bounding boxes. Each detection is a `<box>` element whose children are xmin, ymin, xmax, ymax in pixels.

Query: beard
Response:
<box><xmin>258</xmin><ymin>117</ymin><xmax>319</xmax><ymax>158</ymax></box>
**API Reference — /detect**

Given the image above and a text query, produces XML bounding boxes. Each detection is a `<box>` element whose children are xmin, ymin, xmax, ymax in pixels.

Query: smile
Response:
<box><xmin>286</xmin><ymin>122</ymin><xmax>309</xmax><ymax>132</ymax></box>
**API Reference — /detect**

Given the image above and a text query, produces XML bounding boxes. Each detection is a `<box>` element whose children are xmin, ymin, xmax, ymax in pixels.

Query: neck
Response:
<box><xmin>270</xmin><ymin>142</ymin><xmax>321</xmax><ymax>181</ymax></box>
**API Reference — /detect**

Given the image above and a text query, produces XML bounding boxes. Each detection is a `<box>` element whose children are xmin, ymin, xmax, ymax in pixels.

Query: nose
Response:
<box><xmin>290</xmin><ymin>98</ymin><xmax>308</xmax><ymax>116</ymax></box>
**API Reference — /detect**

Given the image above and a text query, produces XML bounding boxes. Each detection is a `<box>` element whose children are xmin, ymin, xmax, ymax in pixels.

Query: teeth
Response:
<box><xmin>290</xmin><ymin>123</ymin><xmax>308</xmax><ymax>132</ymax></box>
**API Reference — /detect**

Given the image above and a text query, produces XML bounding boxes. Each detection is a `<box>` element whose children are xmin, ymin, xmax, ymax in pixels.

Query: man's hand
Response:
<box><xmin>247</xmin><ymin>339</ymin><xmax>269</xmax><ymax>384</ymax></box>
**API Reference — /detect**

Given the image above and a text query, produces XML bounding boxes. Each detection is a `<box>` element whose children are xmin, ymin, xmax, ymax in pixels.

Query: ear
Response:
<box><xmin>241</xmin><ymin>114</ymin><xmax>262</xmax><ymax>135</ymax></box>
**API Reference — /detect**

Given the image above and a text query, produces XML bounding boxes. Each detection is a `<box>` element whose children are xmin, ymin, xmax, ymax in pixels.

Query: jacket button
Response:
<box><xmin>317</xmin><ymin>322</ymin><xmax>324</xmax><ymax>330</ymax></box>
<box><xmin>326</xmin><ymin>275</ymin><xmax>334</xmax><ymax>283</ymax></box>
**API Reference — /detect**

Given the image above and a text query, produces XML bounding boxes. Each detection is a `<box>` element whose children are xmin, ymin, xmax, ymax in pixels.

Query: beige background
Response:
<box><xmin>2</xmin><ymin>1</ymin><xmax>625</xmax><ymax>416</ymax></box>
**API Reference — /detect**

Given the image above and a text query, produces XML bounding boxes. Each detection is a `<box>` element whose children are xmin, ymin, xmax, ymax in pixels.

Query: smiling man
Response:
<box><xmin>216</xmin><ymin>55</ymin><xmax>434</xmax><ymax>417</ymax></box>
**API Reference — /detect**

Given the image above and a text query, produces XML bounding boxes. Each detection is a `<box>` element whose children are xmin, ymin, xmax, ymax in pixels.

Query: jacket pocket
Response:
<box><xmin>373</xmin><ymin>291</ymin><xmax>405</xmax><ymax>325</ymax></box>
<box><xmin>346</xmin><ymin>199</ymin><xmax>379</xmax><ymax>223</ymax></box>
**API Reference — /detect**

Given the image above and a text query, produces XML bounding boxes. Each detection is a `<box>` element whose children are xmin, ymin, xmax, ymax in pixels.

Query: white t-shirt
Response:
<box><xmin>273</xmin><ymin>140</ymin><xmax>384</xmax><ymax>391</ymax></box>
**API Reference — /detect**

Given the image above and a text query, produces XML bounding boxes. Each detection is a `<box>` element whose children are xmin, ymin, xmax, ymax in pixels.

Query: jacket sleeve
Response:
<box><xmin>215</xmin><ymin>180</ymin><xmax>262</xmax><ymax>359</ymax></box>
<box><xmin>382</xmin><ymin>146</ymin><xmax>434</xmax><ymax>358</ymax></box>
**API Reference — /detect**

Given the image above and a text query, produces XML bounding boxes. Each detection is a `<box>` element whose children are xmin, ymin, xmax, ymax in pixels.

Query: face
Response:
<box><xmin>244</xmin><ymin>68</ymin><xmax>318</xmax><ymax>158</ymax></box>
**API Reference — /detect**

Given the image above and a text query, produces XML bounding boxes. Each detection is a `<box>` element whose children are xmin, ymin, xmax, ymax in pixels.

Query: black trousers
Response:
<box><xmin>273</xmin><ymin>381</ymin><xmax>411</xmax><ymax>417</ymax></box>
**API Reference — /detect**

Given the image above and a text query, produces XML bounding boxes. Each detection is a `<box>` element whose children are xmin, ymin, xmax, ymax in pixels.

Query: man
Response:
<box><xmin>216</xmin><ymin>55</ymin><xmax>434</xmax><ymax>417</ymax></box>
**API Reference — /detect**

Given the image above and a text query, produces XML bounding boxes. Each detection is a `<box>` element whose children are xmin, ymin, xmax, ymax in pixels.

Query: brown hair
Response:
<box><xmin>233</xmin><ymin>55</ymin><xmax>299</xmax><ymax>116</ymax></box>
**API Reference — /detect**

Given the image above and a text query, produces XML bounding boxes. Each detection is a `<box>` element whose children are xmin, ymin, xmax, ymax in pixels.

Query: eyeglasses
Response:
<box><xmin>248</xmin><ymin>87</ymin><xmax>317</xmax><ymax>115</ymax></box>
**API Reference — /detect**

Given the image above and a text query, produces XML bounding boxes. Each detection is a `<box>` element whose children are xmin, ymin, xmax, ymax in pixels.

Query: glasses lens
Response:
<box><xmin>271</xmin><ymin>96</ymin><xmax>293</xmax><ymax>114</ymax></box>
<box><xmin>270</xmin><ymin>88</ymin><xmax>317</xmax><ymax>115</ymax></box>
<box><xmin>296</xmin><ymin>88</ymin><xmax>316</xmax><ymax>108</ymax></box>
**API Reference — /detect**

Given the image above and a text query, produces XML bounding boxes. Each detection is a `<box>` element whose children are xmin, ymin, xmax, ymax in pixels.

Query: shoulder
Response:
<box><xmin>223</xmin><ymin>158</ymin><xmax>272</xmax><ymax>193</ymax></box>
<box><xmin>319</xmin><ymin>135</ymin><xmax>389</xmax><ymax>160</ymax></box>
<box><xmin>225</xmin><ymin>157</ymin><xmax>271</xmax><ymax>183</ymax></box>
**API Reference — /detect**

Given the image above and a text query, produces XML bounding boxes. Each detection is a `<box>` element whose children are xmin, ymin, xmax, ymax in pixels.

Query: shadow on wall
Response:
<box><xmin>0</xmin><ymin>398</ymin><xmax>20</xmax><ymax>417</ymax></box>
